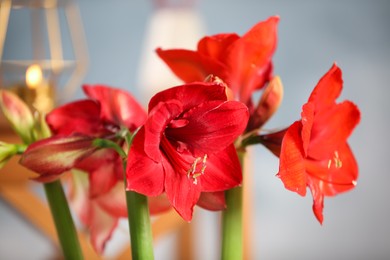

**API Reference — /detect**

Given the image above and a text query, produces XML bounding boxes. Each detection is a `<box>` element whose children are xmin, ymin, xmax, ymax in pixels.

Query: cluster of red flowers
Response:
<box><xmin>1</xmin><ymin>16</ymin><xmax>360</xmax><ymax>253</ymax></box>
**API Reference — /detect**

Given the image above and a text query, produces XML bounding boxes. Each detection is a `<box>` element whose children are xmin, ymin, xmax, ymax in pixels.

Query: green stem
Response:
<box><xmin>121</xmin><ymin>130</ymin><xmax>154</xmax><ymax>259</ymax></box>
<box><xmin>15</xmin><ymin>143</ymin><xmax>27</xmax><ymax>154</ymax></box>
<box><xmin>126</xmin><ymin>190</ymin><xmax>154</xmax><ymax>260</ymax></box>
<box><xmin>221</xmin><ymin>151</ymin><xmax>245</xmax><ymax>260</ymax></box>
<box><xmin>44</xmin><ymin>180</ymin><xmax>83</xmax><ymax>260</ymax></box>
<box><xmin>93</xmin><ymin>138</ymin><xmax>127</xmax><ymax>158</ymax></box>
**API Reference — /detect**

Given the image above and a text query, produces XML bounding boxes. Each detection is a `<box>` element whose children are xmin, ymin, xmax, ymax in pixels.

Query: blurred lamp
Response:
<box><xmin>137</xmin><ymin>0</ymin><xmax>205</xmax><ymax>99</ymax></box>
<box><xmin>0</xmin><ymin>0</ymin><xmax>88</xmax><ymax>113</ymax></box>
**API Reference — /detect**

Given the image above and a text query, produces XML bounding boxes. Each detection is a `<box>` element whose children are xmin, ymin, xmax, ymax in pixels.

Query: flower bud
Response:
<box><xmin>247</xmin><ymin>76</ymin><xmax>284</xmax><ymax>131</ymax></box>
<box><xmin>0</xmin><ymin>90</ymin><xmax>35</xmax><ymax>143</ymax></box>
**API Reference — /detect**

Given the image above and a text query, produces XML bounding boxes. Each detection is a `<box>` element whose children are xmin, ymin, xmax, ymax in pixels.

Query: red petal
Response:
<box><xmin>20</xmin><ymin>135</ymin><xmax>96</xmax><ymax>179</ymax></box>
<box><xmin>199</xmin><ymin>145</ymin><xmax>242</xmax><ymax>192</ymax></box>
<box><xmin>95</xmin><ymin>182</ymin><xmax>128</xmax><ymax>218</ymax></box>
<box><xmin>197</xmin><ymin>191</ymin><xmax>226</xmax><ymax>211</ymax></box>
<box><xmin>224</xmin><ymin>16</ymin><xmax>279</xmax><ymax>103</ymax></box>
<box><xmin>83</xmin><ymin>85</ymin><xmax>147</xmax><ymax>131</ymax></box>
<box><xmin>76</xmin><ymin>148</ymin><xmax>123</xmax><ymax>198</ymax></box>
<box><xmin>305</xmin><ymin>143</ymin><xmax>358</xmax><ymax>196</ymax></box>
<box><xmin>308</xmin><ymin>63</ymin><xmax>343</xmax><ymax>113</ymax></box>
<box><xmin>67</xmin><ymin>171</ymin><xmax>118</xmax><ymax>253</ymax></box>
<box><xmin>277</xmin><ymin>121</ymin><xmax>307</xmax><ymax>196</ymax></box>
<box><xmin>165</xmin><ymin>100</ymin><xmax>248</xmax><ymax>155</ymax></box>
<box><xmin>307</xmin><ymin>178</ymin><xmax>325</xmax><ymax>224</ymax></box>
<box><xmin>163</xmin><ymin>159</ymin><xmax>202</xmax><ymax>222</ymax></box>
<box><xmin>301</xmin><ymin>102</ymin><xmax>315</xmax><ymax>156</ymax></box>
<box><xmin>144</xmin><ymin>100</ymin><xmax>183</xmax><ymax>162</ymax></box>
<box><xmin>304</xmin><ymin>143</ymin><xmax>358</xmax><ymax>224</ymax></box>
<box><xmin>156</xmin><ymin>48</ymin><xmax>226</xmax><ymax>83</ymax></box>
<box><xmin>126</xmin><ymin>127</ymin><xmax>165</xmax><ymax>196</ymax></box>
<box><xmin>308</xmin><ymin>101</ymin><xmax>361</xmax><ymax>160</ymax></box>
<box><xmin>88</xmin><ymin>202</ymin><xmax>118</xmax><ymax>253</ymax></box>
<box><xmin>148</xmin><ymin>194</ymin><xmax>172</xmax><ymax>215</ymax></box>
<box><xmin>197</xmin><ymin>33</ymin><xmax>239</xmax><ymax>60</ymax></box>
<box><xmin>47</xmin><ymin>100</ymin><xmax>105</xmax><ymax>136</ymax></box>
<box><xmin>88</xmin><ymin>168</ymin><xmax>117</xmax><ymax>198</ymax></box>
<box><xmin>148</xmin><ymin>82</ymin><xmax>228</xmax><ymax>113</ymax></box>
<box><xmin>66</xmin><ymin>171</ymin><xmax>89</xmax><ymax>224</ymax></box>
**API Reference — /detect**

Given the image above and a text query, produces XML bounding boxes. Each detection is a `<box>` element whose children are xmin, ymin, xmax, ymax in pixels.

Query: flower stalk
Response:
<box><xmin>44</xmin><ymin>179</ymin><xmax>83</xmax><ymax>260</ymax></box>
<box><xmin>126</xmin><ymin>190</ymin><xmax>154</xmax><ymax>260</ymax></box>
<box><xmin>221</xmin><ymin>150</ymin><xmax>245</xmax><ymax>260</ymax></box>
<box><xmin>123</xmin><ymin>130</ymin><xmax>154</xmax><ymax>260</ymax></box>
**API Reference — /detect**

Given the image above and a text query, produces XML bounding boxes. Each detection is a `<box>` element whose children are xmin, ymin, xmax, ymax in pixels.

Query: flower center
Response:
<box><xmin>161</xmin><ymin>135</ymin><xmax>208</xmax><ymax>185</ymax></box>
<box><xmin>327</xmin><ymin>151</ymin><xmax>342</xmax><ymax>169</ymax></box>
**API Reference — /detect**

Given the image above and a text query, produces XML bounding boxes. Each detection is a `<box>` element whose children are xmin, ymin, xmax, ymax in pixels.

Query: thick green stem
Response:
<box><xmin>221</xmin><ymin>151</ymin><xmax>245</xmax><ymax>260</ymax></box>
<box><xmin>44</xmin><ymin>180</ymin><xmax>83</xmax><ymax>260</ymax></box>
<box><xmin>126</xmin><ymin>190</ymin><xmax>154</xmax><ymax>260</ymax></box>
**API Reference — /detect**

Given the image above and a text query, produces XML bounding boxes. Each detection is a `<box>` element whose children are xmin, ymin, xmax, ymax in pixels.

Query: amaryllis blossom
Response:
<box><xmin>21</xmin><ymin>85</ymin><xmax>146</xmax><ymax>189</ymax></box>
<box><xmin>277</xmin><ymin>64</ymin><xmax>361</xmax><ymax>223</ymax></box>
<box><xmin>157</xmin><ymin>16</ymin><xmax>281</xmax><ymax>131</ymax></box>
<box><xmin>20</xmin><ymin>85</ymin><xmax>150</xmax><ymax>252</ymax></box>
<box><xmin>126</xmin><ymin>82</ymin><xmax>249</xmax><ymax>221</ymax></box>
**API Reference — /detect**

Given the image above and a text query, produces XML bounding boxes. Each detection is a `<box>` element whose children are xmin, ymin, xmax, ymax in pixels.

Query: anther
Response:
<box><xmin>327</xmin><ymin>151</ymin><xmax>343</xmax><ymax>169</ymax></box>
<box><xmin>187</xmin><ymin>154</ymin><xmax>208</xmax><ymax>185</ymax></box>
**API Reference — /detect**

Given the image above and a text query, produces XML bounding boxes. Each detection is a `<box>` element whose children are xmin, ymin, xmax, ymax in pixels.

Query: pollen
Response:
<box><xmin>187</xmin><ymin>154</ymin><xmax>208</xmax><ymax>185</ymax></box>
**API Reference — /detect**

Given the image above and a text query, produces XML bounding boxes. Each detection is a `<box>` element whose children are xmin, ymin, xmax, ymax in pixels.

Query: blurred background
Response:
<box><xmin>0</xmin><ymin>0</ymin><xmax>389</xmax><ymax>259</ymax></box>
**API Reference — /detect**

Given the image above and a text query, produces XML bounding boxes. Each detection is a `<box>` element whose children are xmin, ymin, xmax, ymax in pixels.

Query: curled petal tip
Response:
<box><xmin>204</xmin><ymin>75</ymin><xmax>234</xmax><ymax>100</ymax></box>
<box><xmin>314</xmin><ymin>209</ymin><xmax>324</xmax><ymax>225</ymax></box>
<box><xmin>270</xmin><ymin>15</ymin><xmax>280</xmax><ymax>22</ymax></box>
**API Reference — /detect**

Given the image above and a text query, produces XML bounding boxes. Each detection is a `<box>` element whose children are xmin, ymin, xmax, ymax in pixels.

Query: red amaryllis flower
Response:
<box><xmin>48</xmin><ymin>84</ymin><xmax>146</xmax><ymax>136</ymax></box>
<box><xmin>126</xmin><ymin>82</ymin><xmax>249</xmax><ymax>221</ymax></box>
<box><xmin>157</xmin><ymin>16</ymin><xmax>280</xmax><ymax>131</ymax></box>
<box><xmin>19</xmin><ymin>85</ymin><xmax>152</xmax><ymax>252</ymax></box>
<box><xmin>21</xmin><ymin>85</ymin><xmax>147</xmax><ymax>190</ymax></box>
<box><xmin>157</xmin><ymin>16</ymin><xmax>278</xmax><ymax>104</ymax></box>
<box><xmin>277</xmin><ymin>64</ymin><xmax>361</xmax><ymax>223</ymax></box>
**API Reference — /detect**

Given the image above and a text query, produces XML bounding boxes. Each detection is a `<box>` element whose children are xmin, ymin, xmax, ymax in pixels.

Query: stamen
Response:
<box><xmin>333</xmin><ymin>151</ymin><xmax>342</xmax><ymax>168</ymax></box>
<box><xmin>187</xmin><ymin>154</ymin><xmax>208</xmax><ymax>184</ymax></box>
<box><xmin>187</xmin><ymin>157</ymin><xmax>200</xmax><ymax>176</ymax></box>
<box><xmin>327</xmin><ymin>151</ymin><xmax>343</xmax><ymax>169</ymax></box>
<box><xmin>201</xmin><ymin>154</ymin><xmax>207</xmax><ymax>174</ymax></box>
<box><xmin>327</xmin><ymin>159</ymin><xmax>332</xmax><ymax>169</ymax></box>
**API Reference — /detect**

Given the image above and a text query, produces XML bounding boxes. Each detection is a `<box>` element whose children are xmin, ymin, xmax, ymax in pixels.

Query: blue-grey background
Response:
<box><xmin>1</xmin><ymin>0</ymin><xmax>389</xmax><ymax>259</ymax></box>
